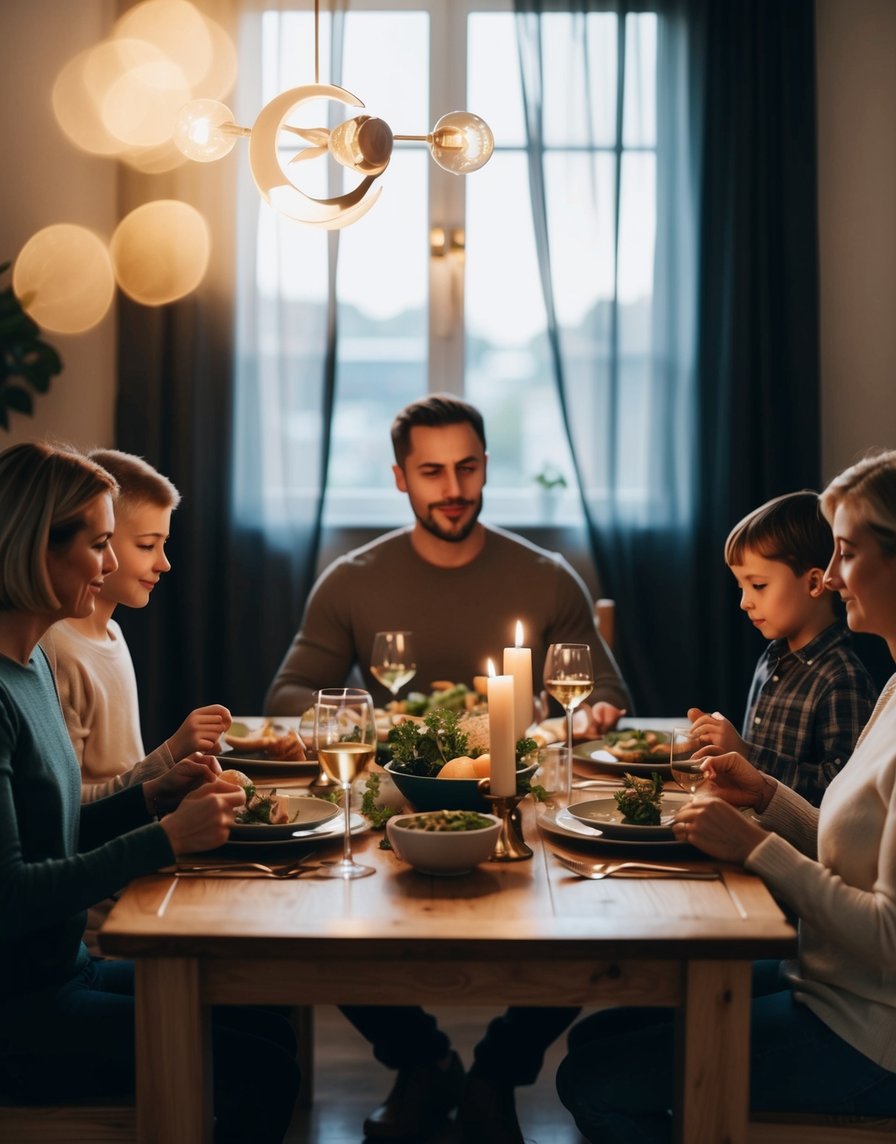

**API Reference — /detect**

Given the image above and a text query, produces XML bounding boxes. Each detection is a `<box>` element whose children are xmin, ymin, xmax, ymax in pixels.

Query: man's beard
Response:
<box><xmin>413</xmin><ymin>495</ymin><xmax>483</xmax><ymax>544</ymax></box>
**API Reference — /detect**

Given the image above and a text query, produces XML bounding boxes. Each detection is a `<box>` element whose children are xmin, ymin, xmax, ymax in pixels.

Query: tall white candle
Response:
<box><xmin>503</xmin><ymin>620</ymin><xmax>533</xmax><ymax>739</ymax></box>
<box><xmin>487</xmin><ymin>659</ymin><xmax>517</xmax><ymax>797</ymax></box>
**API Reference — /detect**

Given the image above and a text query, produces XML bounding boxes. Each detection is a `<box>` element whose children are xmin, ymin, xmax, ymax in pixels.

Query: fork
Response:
<box><xmin>554</xmin><ymin>854</ymin><xmax>719</xmax><ymax>880</ymax></box>
<box><xmin>175</xmin><ymin>860</ymin><xmax>321</xmax><ymax>879</ymax></box>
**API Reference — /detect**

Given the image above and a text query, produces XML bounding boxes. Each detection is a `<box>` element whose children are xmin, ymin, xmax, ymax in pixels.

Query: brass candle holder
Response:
<box><xmin>478</xmin><ymin>780</ymin><xmax>533</xmax><ymax>862</ymax></box>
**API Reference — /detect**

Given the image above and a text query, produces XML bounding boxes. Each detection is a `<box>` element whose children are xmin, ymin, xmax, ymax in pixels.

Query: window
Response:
<box><xmin>236</xmin><ymin>2</ymin><xmax>657</xmax><ymax>528</ymax></box>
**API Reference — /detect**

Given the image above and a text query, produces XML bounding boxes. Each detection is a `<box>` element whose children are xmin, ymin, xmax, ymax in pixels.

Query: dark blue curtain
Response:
<box><xmin>515</xmin><ymin>0</ymin><xmax>822</xmax><ymax>716</ymax></box>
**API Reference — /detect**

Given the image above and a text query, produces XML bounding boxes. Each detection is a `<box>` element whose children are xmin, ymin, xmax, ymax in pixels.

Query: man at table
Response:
<box><xmin>265</xmin><ymin>394</ymin><xmax>632</xmax><ymax>1143</ymax></box>
<box><xmin>265</xmin><ymin>393</ymin><xmax>630</xmax><ymax>727</ymax></box>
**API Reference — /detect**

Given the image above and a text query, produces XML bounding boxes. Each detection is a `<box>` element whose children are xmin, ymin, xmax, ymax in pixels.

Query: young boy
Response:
<box><xmin>43</xmin><ymin>449</ymin><xmax>231</xmax><ymax>803</ymax></box>
<box><xmin>688</xmin><ymin>489</ymin><xmax>877</xmax><ymax>805</ymax></box>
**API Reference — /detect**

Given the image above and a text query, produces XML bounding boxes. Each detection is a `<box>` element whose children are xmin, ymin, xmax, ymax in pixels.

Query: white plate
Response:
<box><xmin>230</xmin><ymin>795</ymin><xmax>339</xmax><ymax>841</ymax></box>
<box><xmin>573</xmin><ymin>737</ymin><xmax>673</xmax><ymax>779</ymax></box>
<box><xmin>217</xmin><ymin>716</ymin><xmax>316</xmax><ymax>774</ymax></box>
<box><xmin>219</xmin><ymin>812</ymin><xmax>370</xmax><ymax>850</ymax></box>
<box><xmin>567</xmin><ymin>793</ymin><xmax>689</xmax><ymax>840</ymax></box>
<box><xmin>537</xmin><ymin>805</ymin><xmax>691</xmax><ymax>851</ymax></box>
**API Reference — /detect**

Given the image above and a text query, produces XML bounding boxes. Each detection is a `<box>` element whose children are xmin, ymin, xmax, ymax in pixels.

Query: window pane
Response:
<box><xmin>468</xmin><ymin>13</ymin><xmax>525</xmax><ymax>147</ymax></box>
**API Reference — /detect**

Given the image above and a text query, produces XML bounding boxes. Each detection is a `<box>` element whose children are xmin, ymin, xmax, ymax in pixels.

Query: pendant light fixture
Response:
<box><xmin>174</xmin><ymin>0</ymin><xmax>494</xmax><ymax>230</ymax></box>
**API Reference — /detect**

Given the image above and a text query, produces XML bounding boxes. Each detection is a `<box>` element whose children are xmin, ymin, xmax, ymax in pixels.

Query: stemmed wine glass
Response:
<box><xmin>369</xmin><ymin>631</ymin><xmax>417</xmax><ymax>697</ymax></box>
<box><xmin>543</xmin><ymin>643</ymin><xmax>593</xmax><ymax>769</ymax></box>
<box><xmin>669</xmin><ymin>728</ymin><xmax>707</xmax><ymax>799</ymax></box>
<box><xmin>313</xmin><ymin>688</ymin><xmax>377</xmax><ymax>879</ymax></box>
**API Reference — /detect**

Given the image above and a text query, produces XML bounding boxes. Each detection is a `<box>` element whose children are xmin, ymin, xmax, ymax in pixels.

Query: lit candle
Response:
<box><xmin>487</xmin><ymin>658</ymin><xmax>516</xmax><ymax>797</ymax></box>
<box><xmin>503</xmin><ymin>620</ymin><xmax>533</xmax><ymax>740</ymax></box>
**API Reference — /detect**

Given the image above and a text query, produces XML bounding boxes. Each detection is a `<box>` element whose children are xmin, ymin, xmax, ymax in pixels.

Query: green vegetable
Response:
<box><xmin>516</xmin><ymin>736</ymin><xmax>538</xmax><ymax>763</ymax></box>
<box><xmin>386</xmin><ymin>709</ymin><xmax>470</xmax><ymax>775</ymax></box>
<box><xmin>360</xmin><ymin>771</ymin><xmax>402</xmax><ymax>829</ymax></box>
<box><xmin>400</xmin><ymin>810</ymin><xmax>493</xmax><ymax>832</ymax></box>
<box><xmin>613</xmin><ymin>772</ymin><xmax>664</xmax><ymax>825</ymax></box>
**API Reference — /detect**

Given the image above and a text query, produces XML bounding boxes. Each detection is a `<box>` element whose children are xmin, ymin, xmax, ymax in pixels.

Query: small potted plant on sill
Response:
<box><xmin>533</xmin><ymin>463</ymin><xmax>567</xmax><ymax>521</ymax></box>
<box><xmin>1</xmin><ymin>260</ymin><xmax>63</xmax><ymax>430</ymax></box>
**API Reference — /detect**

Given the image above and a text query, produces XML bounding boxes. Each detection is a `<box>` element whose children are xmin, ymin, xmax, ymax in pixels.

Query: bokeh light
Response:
<box><xmin>110</xmin><ymin>201</ymin><xmax>210</xmax><ymax>305</ymax></box>
<box><xmin>13</xmin><ymin>225</ymin><xmax>115</xmax><ymax>334</ymax></box>
<box><xmin>112</xmin><ymin>0</ymin><xmax>213</xmax><ymax>89</ymax></box>
<box><xmin>101</xmin><ymin>47</ymin><xmax>191</xmax><ymax>148</ymax></box>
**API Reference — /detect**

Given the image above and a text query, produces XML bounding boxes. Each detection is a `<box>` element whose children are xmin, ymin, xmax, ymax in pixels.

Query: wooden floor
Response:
<box><xmin>287</xmin><ymin>1005</ymin><xmax>588</xmax><ymax>1143</ymax></box>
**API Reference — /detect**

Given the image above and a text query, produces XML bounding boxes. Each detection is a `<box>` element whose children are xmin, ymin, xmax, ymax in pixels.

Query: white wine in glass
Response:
<box><xmin>670</xmin><ymin>729</ymin><xmax>707</xmax><ymax>798</ymax></box>
<box><xmin>543</xmin><ymin>643</ymin><xmax>593</xmax><ymax>767</ymax></box>
<box><xmin>370</xmin><ymin>631</ymin><xmax>417</xmax><ymax>697</ymax></box>
<box><xmin>313</xmin><ymin>688</ymin><xmax>376</xmax><ymax>879</ymax></box>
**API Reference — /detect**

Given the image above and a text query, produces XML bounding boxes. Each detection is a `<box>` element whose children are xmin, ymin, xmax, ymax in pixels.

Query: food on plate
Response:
<box><xmin>224</xmin><ymin>719</ymin><xmax>307</xmax><ymax>761</ymax></box>
<box><xmin>389</xmin><ymin>681</ymin><xmax>482</xmax><ymax>717</ymax></box>
<box><xmin>219</xmin><ymin>768</ymin><xmax>252</xmax><ymax>790</ymax></box>
<box><xmin>400</xmin><ymin>810</ymin><xmax>495</xmax><ymax>832</ymax></box>
<box><xmin>602</xmin><ymin>729</ymin><xmax>674</xmax><ymax>763</ymax></box>
<box><xmin>613</xmin><ymin>772</ymin><xmax>664</xmax><ymax>825</ymax></box>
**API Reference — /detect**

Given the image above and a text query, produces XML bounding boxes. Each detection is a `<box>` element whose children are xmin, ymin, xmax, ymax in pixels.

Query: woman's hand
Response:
<box><xmin>587</xmin><ymin>702</ymin><xmax>627</xmax><ymax>737</ymax></box>
<box><xmin>672</xmin><ymin>795</ymin><xmax>768</xmax><ymax>864</ymax></box>
<box><xmin>700</xmin><ymin>751</ymin><xmax>777</xmax><ymax>812</ymax></box>
<box><xmin>687</xmin><ymin>707</ymin><xmax>747</xmax><ymax>756</ymax></box>
<box><xmin>143</xmin><ymin>755</ymin><xmax>221</xmax><ymax>818</ymax></box>
<box><xmin>165</xmin><ymin>704</ymin><xmax>232</xmax><ymax>761</ymax></box>
<box><xmin>159</xmin><ymin>780</ymin><xmax>245</xmax><ymax>856</ymax></box>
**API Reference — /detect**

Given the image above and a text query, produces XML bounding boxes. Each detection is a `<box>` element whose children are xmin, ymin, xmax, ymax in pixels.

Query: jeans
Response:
<box><xmin>0</xmin><ymin>956</ymin><xmax>299</xmax><ymax>1144</ymax></box>
<box><xmin>341</xmin><ymin>1004</ymin><xmax>580</xmax><ymax>1085</ymax></box>
<box><xmin>556</xmin><ymin>961</ymin><xmax>896</xmax><ymax>1144</ymax></box>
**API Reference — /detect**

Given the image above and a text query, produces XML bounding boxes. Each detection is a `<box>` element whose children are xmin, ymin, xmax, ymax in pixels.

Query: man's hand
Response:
<box><xmin>687</xmin><ymin>707</ymin><xmax>747</xmax><ymax>756</ymax></box>
<box><xmin>165</xmin><ymin>704</ymin><xmax>232</xmax><ymax>762</ymax></box>
<box><xmin>587</xmin><ymin>703</ymin><xmax>627</xmax><ymax>737</ymax></box>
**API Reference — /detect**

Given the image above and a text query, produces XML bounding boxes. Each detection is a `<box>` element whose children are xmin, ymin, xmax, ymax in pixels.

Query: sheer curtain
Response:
<box><xmin>515</xmin><ymin>0</ymin><xmax>821</xmax><ymax>715</ymax></box>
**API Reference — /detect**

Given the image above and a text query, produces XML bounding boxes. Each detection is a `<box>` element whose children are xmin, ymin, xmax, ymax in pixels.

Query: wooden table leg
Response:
<box><xmin>675</xmin><ymin>959</ymin><xmax>752</xmax><ymax>1144</ymax></box>
<box><xmin>135</xmin><ymin>957</ymin><xmax>212</xmax><ymax>1144</ymax></box>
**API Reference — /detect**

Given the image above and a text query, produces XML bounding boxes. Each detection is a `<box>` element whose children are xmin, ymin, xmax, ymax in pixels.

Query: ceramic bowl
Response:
<box><xmin>386</xmin><ymin>811</ymin><xmax>502</xmax><ymax>875</ymax></box>
<box><xmin>383</xmin><ymin>760</ymin><xmax>538</xmax><ymax>813</ymax></box>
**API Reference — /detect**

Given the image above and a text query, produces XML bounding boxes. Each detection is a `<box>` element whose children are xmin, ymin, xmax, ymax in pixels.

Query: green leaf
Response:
<box><xmin>1</xmin><ymin>386</ymin><xmax>34</xmax><ymax>415</ymax></box>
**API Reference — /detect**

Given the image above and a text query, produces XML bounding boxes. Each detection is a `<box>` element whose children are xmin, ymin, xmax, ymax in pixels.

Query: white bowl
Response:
<box><xmin>386</xmin><ymin>811</ymin><xmax>502</xmax><ymax>875</ymax></box>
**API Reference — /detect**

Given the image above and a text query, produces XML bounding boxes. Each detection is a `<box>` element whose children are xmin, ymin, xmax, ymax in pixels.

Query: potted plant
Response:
<box><xmin>0</xmin><ymin>260</ymin><xmax>63</xmax><ymax>430</ymax></box>
<box><xmin>533</xmin><ymin>463</ymin><xmax>567</xmax><ymax>521</ymax></box>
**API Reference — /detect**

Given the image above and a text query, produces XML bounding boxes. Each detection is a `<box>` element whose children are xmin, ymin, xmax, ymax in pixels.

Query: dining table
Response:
<box><xmin>99</xmin><ymin>753</ymin><xmax>797</xmax><ymax>1144</ymax></box>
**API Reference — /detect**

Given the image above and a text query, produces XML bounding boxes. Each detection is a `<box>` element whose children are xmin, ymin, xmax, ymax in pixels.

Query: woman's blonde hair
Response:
<box><xmin>820</xmin><ymin>449</ymin><xmax>896</xmax><ymax>556</ymax></box>
<box><xmin>0</xmin><ymin>441</ymin><xmax>118</xmax><ymax>613</ymax></box>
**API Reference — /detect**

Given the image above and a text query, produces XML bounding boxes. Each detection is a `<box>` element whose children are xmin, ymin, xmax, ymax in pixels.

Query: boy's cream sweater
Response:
<box><xmin>747</xmin><ymin>673</ymin><xmax>896</xmax><ymax>1071</ymax></box>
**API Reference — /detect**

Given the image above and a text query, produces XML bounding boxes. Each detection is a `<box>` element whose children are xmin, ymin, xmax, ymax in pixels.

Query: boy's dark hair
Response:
<box><xmin>724</xmin><ymin>490</ymin><xmax>833</xmax><ymax>575</ymax></box>
<box><xmin>390</xmin><ymin>394</ymin><xmax>486</xmax><ymax>467</ymax></box>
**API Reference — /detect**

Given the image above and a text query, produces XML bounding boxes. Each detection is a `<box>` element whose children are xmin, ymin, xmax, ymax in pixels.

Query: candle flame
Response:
<box><xmin>515</xmin><ymin>620</ymin><xmax>524</xmax><ymax>647</ymax></box>
<box><xmin>487</xmin><ymin>658</ymin><xmax>496</xmax><ymax>677</ymax></box>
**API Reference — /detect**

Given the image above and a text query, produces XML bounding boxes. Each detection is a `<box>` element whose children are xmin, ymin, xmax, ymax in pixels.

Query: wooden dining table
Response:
<box><xmin>100</xmin><ymin>785</ymin><xmax>797</xmax><ymax>1144</ymax></box>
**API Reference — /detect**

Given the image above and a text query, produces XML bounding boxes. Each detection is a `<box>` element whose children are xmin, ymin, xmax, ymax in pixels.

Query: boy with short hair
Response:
<box><xmin>43</xmin><ymin>449</ymin><xmax>230</xmax><ymax>801</ymax></box>
<box><xmin>689</xmin><ymin>489</ymin><xmax>877</xmax><ymax>805</ymax></box>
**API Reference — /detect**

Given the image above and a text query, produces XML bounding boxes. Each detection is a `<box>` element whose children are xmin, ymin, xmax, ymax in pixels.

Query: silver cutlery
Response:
<box><xmin>554</xmin><ymin>854</ymin><xmax>719</xmax><ymax>880</ymax></box>
<box><xmin>174</xmin><ymin>860</ymin><xmax>321</xmax><ymax>879</ymax></box>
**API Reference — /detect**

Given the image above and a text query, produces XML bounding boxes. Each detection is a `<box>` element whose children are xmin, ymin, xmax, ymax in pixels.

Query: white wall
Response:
<box><xmin>817</xmin><ymin>0</ymin><xmax>896</xmax><ymax>479</ymax></box>
<box><xmin>1</xmin><ymin>1</ymin><xmax>893</xmax><ymax>474</ymax></box>
<box><xmin>0</xmin><ymin>0</ymin><xmax>117</xmax><ymax>448</ymax></box>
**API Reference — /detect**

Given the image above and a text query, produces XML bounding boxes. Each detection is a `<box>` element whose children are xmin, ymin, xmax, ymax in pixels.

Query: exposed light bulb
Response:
<box><xmin>429</xmin><ymin>111</ymin><xmax>494</xmax><ymax>175</ymax></box>
<box><xmin>328</xmin><ymin>115</ymin><xmax>394</xmax><ymax>175</ymax></box>
<box><xmin>174</xmin><ymin>98</ymin><xmax>241</xmax><ymax>162</ymax></box>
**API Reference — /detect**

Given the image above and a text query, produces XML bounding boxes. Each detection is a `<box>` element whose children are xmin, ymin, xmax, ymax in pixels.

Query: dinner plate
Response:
<box><xmin>216</xmin><ymin>812</ymin><xmax>370</xmax><ymax>852</ymax></box>
<box><xmin>537</xmin><ymin>805</ymin><xmax>691</xmax><ymax>851</ymax></box>
<box><xmin>216</xmin><ymin>751</ymin><xmax>320</xmax><ymax>777</ymax></box>
<box><xmin>566</xmin><ymin>793</ymin><xmax>690</xmax><ymax>841</ymax></box>
<box><xmin>573</xmin><ymin>735</ymin><xmax>674</xmax><ymax>779</ymax></box>
<box><xmin>230</xmin><ymin>795</ymin><xmax>339</xmax><ymax>841</ymax></box>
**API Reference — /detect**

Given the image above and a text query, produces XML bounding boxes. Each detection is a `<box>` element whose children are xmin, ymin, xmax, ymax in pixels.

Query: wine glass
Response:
<box><xmin>669</xmin><ymin>728</ymin><xmax>707</xmax><ymax>799</ymax></box>
<box><xmin>313</xmin><ymin>688</ymin><xmax>377</xmax><ymax>879</ymax></box>
<box><xmin>370</xmin><ymin>631</ymin><xmax>417</xmax><ymax>697</ymax></box>
<box><xmin>543</xmin><ymin>643</ymin><xmax>593</xmax><ymax>770</ymax></box>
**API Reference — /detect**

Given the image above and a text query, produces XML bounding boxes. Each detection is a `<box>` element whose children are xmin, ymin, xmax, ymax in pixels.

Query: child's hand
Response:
<box><xmin>166</xmin><ymin>704</ymin><xmax>232</xmax><ymax>761</ymax></box>
<box><xmin>687</xmin><ymin>707</ymin><xmax>746</xmax><ymax>756</ymax></box>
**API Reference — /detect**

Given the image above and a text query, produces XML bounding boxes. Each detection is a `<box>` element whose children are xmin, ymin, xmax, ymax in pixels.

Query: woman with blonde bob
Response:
<box><xmin>557</xmin><ymin>449</ymin><xmax>896</xmax><ymax>1141</ymax></box>
<box><xmin>0</xmin><ymin>442</ymin><xmax>298</xmax><ymax>1141</ymax></box>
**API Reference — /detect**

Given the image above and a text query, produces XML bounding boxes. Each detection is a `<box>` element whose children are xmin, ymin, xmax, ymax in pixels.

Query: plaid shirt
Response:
<box><xmin>741</xmin><ymin>619</ymin><xmax>878</xmax><ymax>806</ymax></box>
